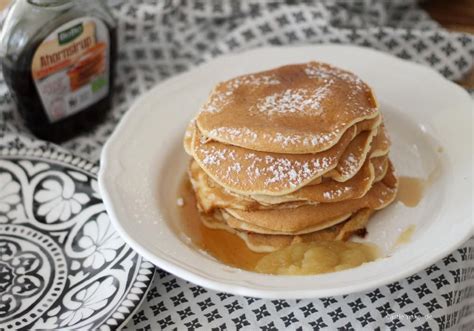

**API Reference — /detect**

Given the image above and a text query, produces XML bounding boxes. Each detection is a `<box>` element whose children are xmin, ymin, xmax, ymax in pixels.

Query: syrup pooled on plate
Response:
<box><xmin>397</xmin><ymin>163</ymin><xmax>441</xmax><ymax>207</ymax></box>
<box><xmin>397</xmin><ymin>177</ymin><xmax>425</xmax><ymax>207</ymax></box>
<box><xmin>394</xmin><ymin>225</ymin><xmax>416</xmax><ymax>247</ymax></box>
<box><xmin>177</xmin><ymin>177</ymin><xmax>265</xmax><ymax>271</ymax></box>
<box><xmin>177</xmin><ymin>176</ymin><xmax>378</xmax><ymax>275</ymax></box>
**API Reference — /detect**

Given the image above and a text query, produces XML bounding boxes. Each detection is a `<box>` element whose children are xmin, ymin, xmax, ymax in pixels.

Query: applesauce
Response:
<box><xmin>255</xmin><ymin>241</ymin><xmax>378</xmax><ymax>275</ymax></box>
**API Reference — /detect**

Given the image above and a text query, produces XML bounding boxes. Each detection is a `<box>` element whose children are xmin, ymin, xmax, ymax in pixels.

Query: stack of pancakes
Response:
<box><xmin>183</xmin><ymin>62</ymin><xmax>398</xmax><ymax>253</ymax></box>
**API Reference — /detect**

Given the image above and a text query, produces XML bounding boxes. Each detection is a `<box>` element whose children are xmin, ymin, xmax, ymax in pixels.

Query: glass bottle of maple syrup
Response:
<box><xmin>0</xmin><ymin>0</ymin><xmax>117</xmax><ymax>142</ymax></box>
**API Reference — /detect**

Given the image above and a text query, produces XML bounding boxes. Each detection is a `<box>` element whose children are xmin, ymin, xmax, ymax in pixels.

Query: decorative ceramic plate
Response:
<box><xmin>0</xmin><ymin>145</ymin><xmax>155</xmax><ymax>330</ymax></box>
<box><xmin>99</xmin><ymin>45</ymin><xmax>473</xmax><ymax>299</ymax></box>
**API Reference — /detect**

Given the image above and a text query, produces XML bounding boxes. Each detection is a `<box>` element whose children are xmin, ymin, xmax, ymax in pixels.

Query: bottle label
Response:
<box><xmin>31</xmin><ymin>17</ymin><xmax>110</xmax><ymax>123</ymax></box>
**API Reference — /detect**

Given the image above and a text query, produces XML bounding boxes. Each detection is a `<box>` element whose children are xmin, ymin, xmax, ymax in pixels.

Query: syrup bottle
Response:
<box><xmin>0</xmin><ymin>0</ymin><xmax>117</xmax><ymax>143</ymax></box>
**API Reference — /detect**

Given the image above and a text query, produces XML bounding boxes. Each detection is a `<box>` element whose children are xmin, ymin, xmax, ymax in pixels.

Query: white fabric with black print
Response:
<box><xmin>0</xmin><ymin>0</ymin><xmax>473</xmax><ymax>330</ymax></box>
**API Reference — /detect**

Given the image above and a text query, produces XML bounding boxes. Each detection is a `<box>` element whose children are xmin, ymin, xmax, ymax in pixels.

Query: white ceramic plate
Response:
<box><xmin>99</xmin><ymin>45</ymin><xmax>473</xmax><ymax>299</ymax></box>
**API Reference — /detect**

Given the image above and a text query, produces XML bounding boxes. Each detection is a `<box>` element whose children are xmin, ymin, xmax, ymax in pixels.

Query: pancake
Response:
<box><xmin>369</xmin><ymin>123</ymin><xmax>390</xmax><ymax>158</ymax></box>
<box><xmin>251</xmin><ymin>156</ymin><xmax>378</xmax><ymax>205</ymax></box>
<box><xmin>224</xmin><ymin>161</ymin><xmax>397</xmax><ymax>233</ymax></box>
<box><xmin>306</xmin><ymin>176</ymin><xmax>323</xmax><ymax>185</ymax></box>
<box><xmin>326</xmin><ymin>124</ymin><xmax>389</xmax><ymax>182</ymax></box>
<box><xmin>321</xmin><ymin>128</ymin><xmax>377</xmax><ymax>183</ymax></box>
<box><xmin>335</xmin><ymin>208</ymin><xmax>374</xmax><ymax>241</ymax></box>
<box><xmin>191</xmin><ymin>118</ymin><xmax>380</xmax><ymax>196</ymax></box>
<box><xmin>189</xmin><ymin>153</ymin><xmax>390</xmax><ymax>212</ymax></box>
<box><xmin>221</xmin><ymin>209</ymin><xmax>353</xmax><ymax>235</ymax></box>
<box><xmin>372</xmin><ymin>156</ymin><xmax>389</xmax><ymax>181</ymax></box>
<box><xmin>196</xmin><ymin>62</ymin><xmax>379</xmax><ymax>154</ymax></box>
<box><xmin>201</xmin><ymin>208</ymin><xmax>373</xmax><ymax>253</ymax></box>
<box><xmin>189</xmin><ymin>160</ymin><xmax>314</xmax><ymax>212</ymax></box>
<box><xmin>189</xmin><ymin>151</ymin><xmax>390</xmax><ymax>210</ymax></box>
<box><xmin>188</xmin><ymin>160</ymin><xmax>258</xmax><ymax>213</ymax></box>
<box><xmin>250</xmin><ymin>155</ymin><xmax>388</xmax><ymax>205</ymax></box>
<box><xmin>182</xmin><ymin>61</ymin><xmax>399</xmax><ymax>265</ymax></box>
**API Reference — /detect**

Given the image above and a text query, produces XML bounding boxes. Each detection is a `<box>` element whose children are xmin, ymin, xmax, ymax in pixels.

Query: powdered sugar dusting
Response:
<box><xmin>340</xmin><ymin>153</ymin><xmax>360</xmax><ymax>176</ymax></box>
<box><xmin>304</xmin><ymin>62</ymin><xmax>366</xmax><ymax>91</ymax></box>
<box><xmin>323</xmin><ymin>191</ymin><xmax>332</xmax><ymax>199</ymax></box>
<box><xmin>228</xmin><ymin>74</ymin><xmax>280</xmax><ymax>90</ymax></box>
<box><xmin>196</xmin><ymin>62</ymin><xmax>379</xmax><ymax>155</ymax></box>
<box><xmin>266</xmin><ymin>129</ymin><xmax>338</xmax><ymax>147</ymax></box>
<box><xmin>201</xmin><ymin>147</ymin><xmax>228</xmax><ymax>166</ymax></box>
<box><xmin>196</xmin><ymin>140</ymin><xmax>337</xmax><ymax>190</ymax></box>
<box><xmin>254</xmin><ymin>84</ymin><xmax>332</xmax><ymax>115</ymax></box>
<box><xmin>206</xmin><ymin>126</ymin><xmax>338</xmax><ymax>148</ymax></box>
<box><xmin>200</xmin><ymin>74</ymin><xmax>280</xmax><ymax>114</ymax></box>
<box><xmin>200</xmin><ymin>89</ymin><xmax>228</xmax><ymax>114</ymax></box>
<box><xmin>322</xmin><ymin>186</ymin><xmax>353</xmax><ymax>200</ymax></box>
<box><xmin>208</xmin><ymin>127</ymin><xmax>258</xmax><ymax>143</ymax></box>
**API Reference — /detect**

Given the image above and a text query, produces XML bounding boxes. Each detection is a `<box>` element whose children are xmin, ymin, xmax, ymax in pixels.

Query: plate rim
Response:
<box><xmin>99</xmin><ymin>44</ymin><xmax>474</xmax><ymax>299</ymax></box>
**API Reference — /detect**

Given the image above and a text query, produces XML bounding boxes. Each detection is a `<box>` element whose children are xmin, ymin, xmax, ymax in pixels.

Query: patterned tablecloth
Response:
<box><xmin>0</xmin><ymin>1</ymin><xmax>473</xmax><ymax>330</ymax></box>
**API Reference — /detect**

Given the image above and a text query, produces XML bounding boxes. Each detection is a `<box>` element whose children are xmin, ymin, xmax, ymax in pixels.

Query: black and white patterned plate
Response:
<box><xmin>0</xmin><ymin>146</ymin><xmax>155</xmax><ymax>330</ymax></box>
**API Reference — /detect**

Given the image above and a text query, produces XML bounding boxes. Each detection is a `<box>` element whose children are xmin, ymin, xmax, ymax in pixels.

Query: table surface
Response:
<box><xmin>420</xmin><ymin>0</ymin><xmax>474</xmax><ymax>89</ymax></box>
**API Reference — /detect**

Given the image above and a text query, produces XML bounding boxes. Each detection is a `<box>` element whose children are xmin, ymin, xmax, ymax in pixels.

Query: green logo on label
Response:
<box><xmin>58</xmin><ymin>23</ymin><xmax>83</xmax><ymax>45</ymax></box>
<box><xmin>92</xmin><ymin>77</ymin><xmax>107</xmax><ymax>93</ymax></box>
